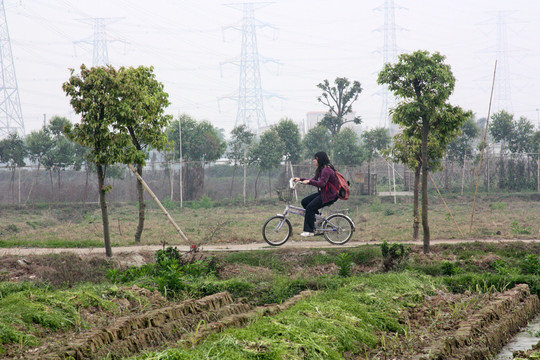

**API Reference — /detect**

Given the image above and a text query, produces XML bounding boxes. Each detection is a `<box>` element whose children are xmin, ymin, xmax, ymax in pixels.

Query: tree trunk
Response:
<box><xmin>25</xmin><ymin>161</ymin><xmax>41</xmax><ymax>205</ymax></box>
<box><xmin>268</xmin><ymin>170</ymin><xmax>272</xmax><ymax>198</ymax></box>
<box><xmin>243</xmin><ymin>149</ymin><xmax>247</xmax><ymax>206</ymax></box>
<box><xmin>230</xmin><ymin>165</ymin><xmax>237</xmax><ymax>198</ymax></box>
<box><xmin>49</xmin><ymin>170</ymin><xmax>54</xmax><ymax>199</ymax></box>
<box><xmin>444</xmin><ymin>161</ymin><xmax>450</xmax><ymax>191</ymax></box>
<box><xmin>421</xmin><ymin>119</ymin><xmax>430</xmax><ymax>253</ymax></box>
<box><xmin>461</xmin><ymin>156</ymin><xmax>466</xmax><ymax>195</ymax></box>
<box><xmin>413</xmin><ymin>166</ymin><xmax>421</xmax><ymax>240</ymax></box>
<box><xmin>83</xmin><ymin>164</ymin><xmax>89</xmax><ymax>205</ymax></box>
<box><xmin>169</xmin><ymin>166</ymin><xmax>174</xmax><ymax>201</ymax></box>
<box><xmin>96</xmin><ymin>164</ymin><xmax>112</xmax><ymax>257</ymax></box>
<box><xmin>57</xmin><ymin>169</ymin><xmax>61</xmax><ymax>203</ymax></box>
<box><xmin>10</xmin><ymin>168</ymin><xmax>15</xmax><ymax>204</ymax></box>
<box><xmin>367</xmin><ymin>159</ymin><xmax>372</xmax><ymax>195</ymax></box>
<box><xmin>134</xmin><ymin>163</ymin><xmax>145</xmax><ymax>243</ymax></box>
<box><xmin>254</xmin><ymin>169</ymin><xmax>262</xmax><ymax>199</ymax></box>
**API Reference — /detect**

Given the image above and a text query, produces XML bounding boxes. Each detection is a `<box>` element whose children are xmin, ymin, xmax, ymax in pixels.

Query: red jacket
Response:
<box><xmin>301</xmin><ymin>166</ymin><xmax>340</xmax><ymax>204</ymax></box>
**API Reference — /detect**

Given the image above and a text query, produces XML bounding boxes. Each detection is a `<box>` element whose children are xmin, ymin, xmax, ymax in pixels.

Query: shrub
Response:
<box><xmin>335</xmin><ymin>252</ymin><xmax>353</xmax><ymax>277</ymax></box>
<box><xmin>192</xmin><ymin>195</ymin><xmax>214</xmax><ymax>209</ymax></box>
<box><xmin>441</xmin><ymin>260</ymin><xmax>461</xmax><ymax>276</ymax></box>
<box><xmin>383</xmin><ymin>208</ymin><xmax>395</xmax><ymax>216</ymax></box>
<box><xmin>381</xmin><ymin>241</ymin><xmax>409</xmax><ymax>271</ymax></box>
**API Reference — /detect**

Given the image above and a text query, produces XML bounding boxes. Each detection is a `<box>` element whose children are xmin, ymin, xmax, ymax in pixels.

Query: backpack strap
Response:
<box><xmin>326</xmin><ymin>169</ymin><xmax>339</xmax><ymax>192</ymax></box>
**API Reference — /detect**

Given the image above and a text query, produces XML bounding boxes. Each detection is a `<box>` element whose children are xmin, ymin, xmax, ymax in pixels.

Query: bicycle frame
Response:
<box><xmin>276</xmin><ymin>204</ymin><xmax>342</xmax><ymax>233</ymax></box>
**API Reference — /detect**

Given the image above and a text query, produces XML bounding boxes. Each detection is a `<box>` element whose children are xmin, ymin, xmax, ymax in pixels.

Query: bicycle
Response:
<box><xmin>262</xmin><ymin>178</ymin><xmax>355</xmax><ymax>246</ymax></box>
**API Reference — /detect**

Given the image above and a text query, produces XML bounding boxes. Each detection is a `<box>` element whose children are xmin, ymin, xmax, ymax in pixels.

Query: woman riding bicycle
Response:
<box><xmin>294</xmin><ymin>151</ymin><xmax>340</xmax><ymax>237</ymax></box>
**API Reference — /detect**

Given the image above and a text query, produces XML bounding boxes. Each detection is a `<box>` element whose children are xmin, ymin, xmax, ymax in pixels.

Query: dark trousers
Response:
<box><xmin>301</xmin><ymin>192</ymin><xmax>338</xmax><ymax>232</ymax></box>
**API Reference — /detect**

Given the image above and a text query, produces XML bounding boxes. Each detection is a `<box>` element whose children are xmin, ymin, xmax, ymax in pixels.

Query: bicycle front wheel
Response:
<box><xmin>323</xmin><ymin>214</ymin><xmax>355</xmax><ymax>245</ymax></box>
<box><xmin>262</xmin><ymin>216</ymin><xmax>292</xmax><ymax>246</ymax></box>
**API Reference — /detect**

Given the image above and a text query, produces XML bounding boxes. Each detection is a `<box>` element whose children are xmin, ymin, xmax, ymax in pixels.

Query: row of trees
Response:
<box><xmin>2</xmin><ymin>52</ymin><xmax>539</xmax><ymax>256</ymax></box>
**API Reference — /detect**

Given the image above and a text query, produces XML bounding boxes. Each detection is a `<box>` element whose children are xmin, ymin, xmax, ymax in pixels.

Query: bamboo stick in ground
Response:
<box><xmin>128</xmin><ymin>164</ymin><xmax>189</xmax><ymax>243</ymax></box>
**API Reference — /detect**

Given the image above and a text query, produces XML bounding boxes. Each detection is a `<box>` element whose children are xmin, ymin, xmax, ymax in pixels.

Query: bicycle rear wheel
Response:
<box><xmin>323</xmin><ymin>214</ymin><xmax>354</xmax><ymax>245</ymax></box>
<box><xmin>262</xmin><ymin>216</ymin><xmax>292</xmax><ymax>246</ymax></box>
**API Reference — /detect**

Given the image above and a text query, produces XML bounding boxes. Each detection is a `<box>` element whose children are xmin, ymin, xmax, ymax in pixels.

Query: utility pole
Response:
<box><xmin>0</xmin><ymin>0</ymin><xmax>24</xmax><ymax>138</ymax></box>
<box><xmin>221</xmin><ymin>2</ymin><xmax>280</xmax><ymax>133</ymax></box>
<box><xmin>179</xmin><ymin>119</ymin><xmax>183</xmax><ymax>208</ymax></box>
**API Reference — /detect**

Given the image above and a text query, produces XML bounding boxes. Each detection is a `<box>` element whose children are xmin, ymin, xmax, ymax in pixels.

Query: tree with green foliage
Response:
<box><xmin>489</xmin><ymin>110</ymin><xmax>515</xmax><ymax>189</ymax></box>
<box><xmin>42</xmin><ymin>135</ymin><xmax>76</xmax><ymax>200</ymax></box>
<box><xmin>302</xmin><ymin>125</ymin><xmax>332</xmax><ymax>159</ymax></box>
<box><xmin>0</xmin><ymin>133</ymin><xmax>26</xmax><ymax>204</ymax></box>
<box><xmin>168</xmin><ymin>114</ymin><xmax>226</xmax><ymax>200</ymax></box>
<box><xmin>63</xmin><ymin>65</ymin><xmax>134</xmax><ymax>257</ymax></box>
<box><xmin>387</xmin><ymin>127</ymin><xmax>456</xmax><ymax>240</ymax></box>
<box><xmin>333</xmin><ymin>127</ymin><xmax>363</xmax><ymax>165</ymax></box>
<box><xmin>361</xmin><ymin>127</ymin><xmax>391</xmax><ymax>193</ymax></box>
<box><xmin>273</xmin><ymin>118</ymin><xmax>301</xmax><ymax>164</ymax></box>
<box><xmin>114</xmin><ymin>66</ymin><xmax>172</xmax><ymax>243</ymax></box>
<box><xmin>42</xmin><ymin>116</ymin><xmax>78</xmax><ymax>202</ymax></box>
<box><xmin>25</xmin><ymin>127</ymin><xmax>54</xmax><ymax>204</ymax></box>
<box><xmin>317</xmin><ymin>77</ymin><xmax>362</xmax><ymax>138</ymax></box>
<box><xmin>489</xmin><ymin>110</ymin><xmax>514</xmax><ymax>155</ymax></box>
<box><xmin>488</xmin><ymin>111</ymin><xmax>536</xmax><ymax>190</ymax></box>
<box><xmin>378</xmin><ymin>50</ymin><xmax>471</xmax><ymax>252</ymax></box>
<box><xmin>508</xmin><ymin>116</ymin><xmax>534</xmax><ymax>191</ymax></box>
<box><xmin>447</xmin><ymin>118</ymin><xmax>479</xmax><ymax>165</ymax></box>
<box><xmin>226</xmin><ymin>124</ymin><xmax>255</xmax><ymax>198</ymax></box>
<box><xmin>509</xmin><ymin>116</ymin><xmax>534</xmax><ymax>155</ymax></box>
<box><xmin>446</xmin><ymin>118</ymin><xmax>479</xmax><ymax>192</ymax></box>
<box><xmin>249</xmin><ymin>128</ymin><xmax>284</xmax><ymax>199</ymax></box>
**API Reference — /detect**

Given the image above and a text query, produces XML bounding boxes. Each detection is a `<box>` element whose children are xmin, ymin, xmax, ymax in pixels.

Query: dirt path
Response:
<box><xmin>1</xmin><ymin>238</ymin><xmax>538</xmax><ymax>256</ymax></box>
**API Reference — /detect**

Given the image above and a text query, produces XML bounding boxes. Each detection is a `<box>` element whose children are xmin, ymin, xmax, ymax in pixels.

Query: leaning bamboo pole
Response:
<box><xmin>128</xmin><ymin>164</ymin><xmax>189</xmax><ymax>242</ymax></box>
<box><xmin>469</xmin><ymin>60</ymin><xmax>497</xmax><ymax>235</ymax></box>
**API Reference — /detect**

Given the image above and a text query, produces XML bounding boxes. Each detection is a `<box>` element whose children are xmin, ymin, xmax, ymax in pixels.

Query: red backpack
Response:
<box><xmin>328</xmin><ymin>170</ymin><xmax>350</xmax><ymax>200</ymax></box>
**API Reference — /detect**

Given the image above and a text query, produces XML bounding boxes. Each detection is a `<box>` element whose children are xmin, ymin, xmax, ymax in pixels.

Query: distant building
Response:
<box><xmin>304</xmin><ymin>111</ymin><xmax>364</xmax><ymax>137</ymax></box>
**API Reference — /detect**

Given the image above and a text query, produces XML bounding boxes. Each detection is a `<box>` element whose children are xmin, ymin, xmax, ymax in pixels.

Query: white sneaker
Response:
<box><xmin>300</xmin><ymin>232</ymin><xmax>315</xmax><ymax>237</ymax></box>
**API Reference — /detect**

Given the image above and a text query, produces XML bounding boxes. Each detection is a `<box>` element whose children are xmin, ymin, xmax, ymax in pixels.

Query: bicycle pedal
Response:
<box><xmin>314</xmin><ymin>232</ymin><xmax>324</xmax><ymax>236</ymax></box>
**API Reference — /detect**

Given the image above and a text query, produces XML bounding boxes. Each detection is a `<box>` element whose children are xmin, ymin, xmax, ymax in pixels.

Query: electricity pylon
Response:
<box><xmin>374</xmin><ymin>0</ymin><xmax>404</xmax><ymax>131</ymax></box>
<box><xmin>493</xmin><ymin>11</ymin><xmax>513</xmax><ymax>113</ymax></box>
<box><xmin>75</xmin><ymin>18</ymin><xmax>123</xmax><ymax>66</ymax></box>
<box><xmin>221</xmin><ymin>2</ymin><xmax>279</xmax><ymax>133</ymax></box>
<box><xmin>0</xmin><ymin>0</ymin><xmax>24</xmax><ymax>138</ymax></box>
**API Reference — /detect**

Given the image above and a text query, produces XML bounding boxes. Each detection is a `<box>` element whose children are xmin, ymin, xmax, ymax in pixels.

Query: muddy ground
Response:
<box><xmin>1</xmin><ymin>245</ymin><xmax>539</xmax><ymax>359</ymax></box>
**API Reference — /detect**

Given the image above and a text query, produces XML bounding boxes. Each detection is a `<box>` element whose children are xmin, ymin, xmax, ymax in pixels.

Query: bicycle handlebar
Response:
<box><xmin>289</xmin><ymin>178</ymin><xmax>297</xmax><ymax>189</ymax></box>
<box><xmin>289</xmin><ymin>177</ymin><xmax>307</xmax><ymax>189</ymax></box>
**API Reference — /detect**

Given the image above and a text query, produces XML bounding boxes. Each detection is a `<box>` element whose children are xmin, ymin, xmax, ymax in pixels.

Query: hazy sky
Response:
<box><xmin>6</xmin><ymin>0</ymin><xmax>540</xmax><ymax>137</ymax></box>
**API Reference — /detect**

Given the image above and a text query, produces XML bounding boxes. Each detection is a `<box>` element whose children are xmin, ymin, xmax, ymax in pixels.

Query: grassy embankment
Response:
<box><xmin>3</xmin><ymin>242</ymin><xmax>540</xmax><ymax>358</ymax></box>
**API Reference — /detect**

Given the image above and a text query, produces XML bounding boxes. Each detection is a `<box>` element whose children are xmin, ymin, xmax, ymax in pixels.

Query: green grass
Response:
<box><xmin>0</xmin><ymin>281</ymin><xmax>154</xmax><ymax>354</ymax></box>
<box><xmin>0</xmin><ymin>193</ymin><xmax>539</xmax><ymax>248</ymax></box>
<box><xmin>132</xmin><ymin>272</ymin><xmax>437</xmax><ymax>360</ymax></box>
<box><xmin>4</xmin><ymin>242</ymin><xmax>540</xmax><ymax>357</ymax></box>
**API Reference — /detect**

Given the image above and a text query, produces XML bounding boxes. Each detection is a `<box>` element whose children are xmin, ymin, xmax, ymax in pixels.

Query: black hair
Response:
<box><xmin>314</xmin><ymin>151</ymin><xmax>334</xmax><ymax>178</ymax></box>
